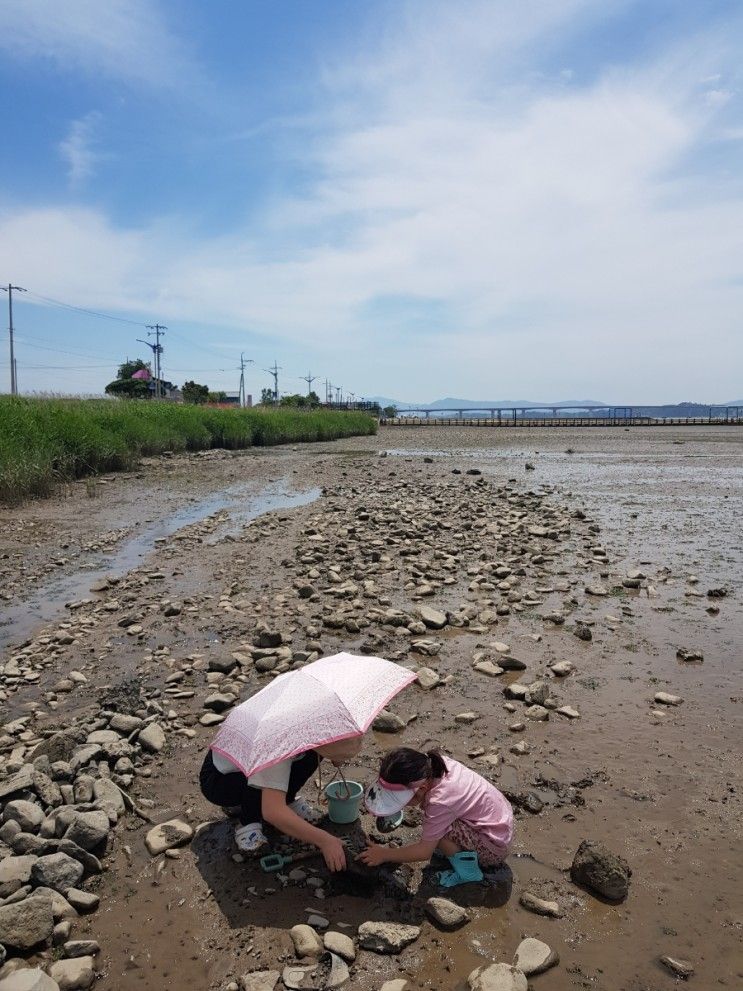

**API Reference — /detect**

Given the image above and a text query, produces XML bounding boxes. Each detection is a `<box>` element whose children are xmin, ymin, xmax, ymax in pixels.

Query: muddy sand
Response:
<box><xmin>0</xmin><ymin>426</ymin><xmax>741</xmax><ymax>991</ymax></box>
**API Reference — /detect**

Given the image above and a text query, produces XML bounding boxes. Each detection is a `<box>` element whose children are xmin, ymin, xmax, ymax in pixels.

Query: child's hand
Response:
<box><xmin>357</xmin><ymin>842</ymin><xmax>389</xmax><ymax>867</ymax></box>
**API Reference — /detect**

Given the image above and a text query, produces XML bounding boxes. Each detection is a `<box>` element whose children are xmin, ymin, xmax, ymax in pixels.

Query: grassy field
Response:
<box><xmin>0</xmin><ymin>396</ymin><xmax>377</xmax><ymax>503</ymax></box>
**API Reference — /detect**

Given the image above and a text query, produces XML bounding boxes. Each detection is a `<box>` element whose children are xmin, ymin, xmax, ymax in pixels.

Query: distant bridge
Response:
<box><xmin>382</xmin><ymin>404</ymin><xmax>743</xmax><ymax>426</ymax></box>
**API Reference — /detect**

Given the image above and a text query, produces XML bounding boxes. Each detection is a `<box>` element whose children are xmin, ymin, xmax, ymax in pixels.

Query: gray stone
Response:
<box><xmin>425</xmin><ymin>897</ymin><xmax>469</xmax><ymax>930</ymax></box>
<box><xmin>473</xmin><ymin>661</ymin><xmax>503</xmax><ymax>677</ymax></box>
<box><xmin>239</xmin><ymin>973</ymin><xmax>280</xmax><ymax>991</ymax></box>
<box><xmin>323</xmin><ymin>931</ymin><xmax>356</xmax><ymax>962</ymax></box>
<box><xmin>30</xmin><ymin>854</ymin><xmax>83</xmax><ymax>894</ymax></box>
<box><xmin>571</xmin><ymin>840</ymin><xmax>631</xmax><ymax>901</ymax></box>
<box><xmin>550</xmin><ymin>661</ymin><xmax>574</xmax><ymax>677</ymax></box>
<box><xmin>64</xmin><ymin>890</ymin><xmax>99</xmax><ymax>913</ymax></box>
<box><xmin>518</xmin><ymin>891</ymin><xmax>562</xmax><ymax>917</ymax></box>
<box><xmin>654</xmin><ymin>692</ymin><xmax>683</xmax><ymax>706</ymax></box>
<box><xmin>498</xmin><ymin>656</ymin><xmax>527</xmax><ymax>671</ymax></box>
<box><xmin>48</xmin><ymin>955</ymin><xmax>95</xmax><ymax>990</ymax></box>
<box><xmin>467</xmin><ymin>963</ymin><xmax>528</xmax><ymax>991</ymax></box>
<box><xmin>415</xmin><ymin>667</ymin><xmax>440</xmax><ymax>690</ymax></box>
<box><xmin>0</xmin><ymin>894</ymin><xmax>55</xmax><ymax>950</ymax></box>
<box><xmin>0</xmin><ymin>969</ymin><xmax>60</xmax><ymax>991</ymax></box>
<box><xmin>138</xmin><ymin>722</ymin><xmax>166</xmax><ymax>753</ymax></box>
<box><xmin>524</xmin><ymin>705</ymin><xmax>549</xmax><ymax>721</ymax></box>
<box><xmin>372</xmin><ymin>710</ymin><xmax>406</xmax><ymax>733</ymax></box>
<box><xmin>417</xmin><ymin>606</ymin><xmax>447</xmax><ymax>630</ymax></box>
<box><xmin>3</xmin><ymin>801</ymin><xmax>44</xmax><ymax>833</ymax></box>
<box><xmin>108</xmin><ymin>714</ymin><xmax>143</xmax><ymax>734</ymax></box>
<box><xmin>379</xmin><ymin>983</ymin><xmax>408</xmax><ymax>991</ymax></box>
<box><xmin>145</xmin><ymin>819</ymin><xmax>193</xmax><ymax>855</ymax></box>
<box><xmin>63</xmin><ymin>941</ymin><xmax>100</xmax><ymax>958</ymax></box>
<box><xmin>659</xmin><ymin>956</ymin><xmax>694</xmax><ymax>979</ymax></box>
<box><xmin>358</xmin><ymin>921</ymin><xmax>420</xmax><ymax>954</ymax></box>
<box><xmin>281</xmin><ymin>966</ymin><xmax>314</xmax><ymax>990</ymax></box>
<box><xmin>91</xmin><ymin>779</ymin><xmax>125</xmax><ymax>814</ymax></box>
<box><xmin>324</xmin><ymin>953</ymin><xmax>349</xmax><ymax>990</ymax></box>
<box><xmin>0</xmin><ymin>769</ymin><xmax>35</xmax><ymax>800</ymax></box>
<box><xmin>208</xmin><ymin>656</ymin><xmax>237</xmax><ymax>673</ymax></box>
<box><xmin>290</xmin><ymin>924</ymin><xmax>323</xmax><ymax>959</ymax></box>
<box><xmin>64</xmin><ymin>812</ymin><xmax>109</xmax><ymax>852</ymax></box>
<box><xmin>525</xmin><ymin>681</ymin><xmax>549</xmax><ymax>705</ymax></box>
<box><xmin>557</xmin><ymin>706</ymin><xmax>580</xmax><ymax>719</ymax></box>
<box><xmin>513</xmin><ymin>937</ymin><xmax>559</xmax><ymax>975</ymax></box>
<box><xmin>0</xmin><ymin>856</ymin><xmax>37</xmax><ymax>899</ymax></box>
<box><xmin>32</xmin><ymin>772</ymin><xmax>62</xmax><ymax>809</ymax></box>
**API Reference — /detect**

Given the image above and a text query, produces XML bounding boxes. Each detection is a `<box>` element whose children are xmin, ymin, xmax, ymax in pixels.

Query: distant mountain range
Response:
<box><xmin>367</xmin><ymin>396</ymin><xmax>743</xmax><ymax>415</ymax></box>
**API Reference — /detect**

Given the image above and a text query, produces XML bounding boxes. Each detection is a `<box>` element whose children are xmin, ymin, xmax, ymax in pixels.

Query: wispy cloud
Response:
<box><xmin>0</xmin><ymin>0</ymin><xmax>197</xmax><ymax>89</ymax></box>
<box><xmin>1</xmin><ymin>0</ymin><xmax>743</xmax><ymax>400</ymax></box>
<box><xmin>59</xmin><ymin>112</ymin><xmax>102</xmax><ymax>186</ymax></box>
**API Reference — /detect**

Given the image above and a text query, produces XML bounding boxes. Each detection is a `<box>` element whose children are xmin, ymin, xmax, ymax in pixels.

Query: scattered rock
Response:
<box><xmin>323</xmin><ymin>931</ymin><xmax>356</xmax><ymax>962</ymax></box>
<box><xmin>571</xmin><ymin>839</ymin><xmax>631</xmax><ymax>901</ymax></box>
<box><xmin>417</xmin><ymin>606</ymin><xmax>447</xmax><ymax>630</ymax></box>
<box><xmin>467</xmin><ymin>963</ymin><xmax>528</xmax><ymax>991</ymax></box>
<box><xmin>0</xmin><ymin>969</ymin><xmax>60</xmax><ymax>991</ymax></box>
<box><xmin>145</xmin><ymin>819</ymin><xmax>194</xmax><ymax>856</ymax></box>
<box><xmin>290</xmin><ymin>924</ymin><xmax>323</xmax><ymax>959</ymax></box>
<box><xmin>30</xmin><ymin>854</ymin><xmax>83</xmax><ymax>894</ymax></box>
<box><xmin>415</xmin><ymin>667</ymin><xmax>440</xmax><ymax>690</ymax></box>
<box><xmin>138</xmin><ymin>722</ymin><xmax>166</xmax><ymax>753</ymax></box>
<box><xmin>659</xmin><ymin>956</ymin><xmax>694</xmax><ymax>979</ymax></box>
<box><xmin>676</xmin><ymin>648</ymin><xmax>703</xmax><ymax>662</ymax></box>
<box><xmin>48</xmin><ymin>955</ymin><xmax>95</xmax><ymax>990</ymax></box>
<box><xmin>425</xmin><ymin>897</ymin><xmax>469</xmax><ymax>930</ymax></box>
<box><xmin>0</xmin><ymin>894</ymin><xmax>55</xmax><ymax>950</ymax></box>
<box><xmin>654</xmin><ymin>692</ymin><xmax>683</xmax><ymax>706</ymax></box>
<box><xmin>358</xmin><ymin>921</ymin><xmax>420</xmax><ymax>954</ymax></box>
<box><xmin>513</xmin><ymin>937</ymin><xmax>559</xmax><ymax>975</ymax></box>
<box><xmin>372</xmin><ymin>710</ymin><xmax>406</xmax><ymax>733</ymax></box>
<box><xmin>239</xmin><ymin>973</ymin><xmax>280</xmax><ymax>991</ymax></box>
<box><xmin>519</xmin><ymin>891</ymin><xmax>562</xmax><ymax>917</ymax></box>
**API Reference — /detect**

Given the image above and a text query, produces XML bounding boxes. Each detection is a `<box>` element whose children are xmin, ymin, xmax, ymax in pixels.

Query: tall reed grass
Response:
<box><xmin>0</xmin><ymin>397</ymin><xmax>377</xmax><ymax>504</ymax></box>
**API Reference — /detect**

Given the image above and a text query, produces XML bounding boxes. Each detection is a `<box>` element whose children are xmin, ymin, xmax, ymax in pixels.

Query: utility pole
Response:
<box><xmin>264</xmin><ymin>360</ymin><xmax>281</xmax><ymax>403</ymax></box>
<box><xmin>301</xmin><ymin>370</ymin><xmax>317</xmax><ymax>398</ymax></box>
<box><xmin>324</xmin><ymin>379</ymin><xmax>331</xmax><ymax>404</ymax></box>
<box><xmin>238</xmin><ymin>352</ymin><xmax>254</xmax><ymax>407</ymax></box>
<box><xmin>335</xmin><ymin>386</ymin><xmax>342</xmax><ymax>404</ymax></box>
<box><xmin>145</xmin><ymin>324</ymin><xmax>166</xmax><ymax>399</ymax></box>
<box><xmin>2</xmin><ymin>284</ymin><xmax>26</xmax><ymax>396</ymax></box>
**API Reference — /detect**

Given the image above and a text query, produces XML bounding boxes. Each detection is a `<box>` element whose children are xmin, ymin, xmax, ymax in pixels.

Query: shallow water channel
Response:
<box><xmin>0</xmin><ymin>479</ymin><xmax>319</xmax><ymax>650</ymax></box>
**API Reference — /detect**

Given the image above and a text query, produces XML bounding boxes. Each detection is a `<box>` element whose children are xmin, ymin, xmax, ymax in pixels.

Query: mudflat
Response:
<box><xmin>1</xmin><ymin>426</ymin><xmax>741</xmax><ymax>990</ymax></box>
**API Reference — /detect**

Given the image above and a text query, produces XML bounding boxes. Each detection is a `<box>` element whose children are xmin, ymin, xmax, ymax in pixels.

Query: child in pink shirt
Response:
<box><xmin>359</xmin><ymin>747</ymin><xmax>513</xmax><ymax>887</ymax></box>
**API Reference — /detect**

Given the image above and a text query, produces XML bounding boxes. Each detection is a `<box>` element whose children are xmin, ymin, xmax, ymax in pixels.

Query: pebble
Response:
<box><xmin>145</xmin><ymin>819</ymin><xmax>194</xmax><ymax>856</ymax></box>
<box><xmin>659</xmin><ymin>955</ymin><xmax>694</xmax><ymax>979</ymax></box>
<box><xmin>323</xmin><ymin>931</ymin><xmax>356</xmax><ymax>961</ymax></box>
<box><xmin>358</xmin><ymin>921</ymin><xmax>420</xmax><ymax>954</ymax></box>
<box><xmin>48</xmin><ymin>955</ymin><xmax>95</xmax><ymax>990</ymax></box>
<box><xmin>425</xmin><ymin>896</ymin><xmax>469</xmax><ymax>930</ymax></box>
<box><xmin>468</xmin><ymin>963</ymin><xmax>528</xmax><ymax>991</ymax></box>
<box><xmin>654</xmin><ymin>692</ymin><xmax>683</xmax><ymax>706</ymax></box>
<box><xmin>290</xmin><ymin>923</ymin><xmax>323</xmax><ymax>958</ymax></box>
<box><xmin>518</xmin><ymin>891</ymin><xmax>562</xmax><ymax>917</ymax></box>
<box><xmin>238</xmin><ymin>973</ymin><xmax>280</xmax><ymax>991</ymax></box>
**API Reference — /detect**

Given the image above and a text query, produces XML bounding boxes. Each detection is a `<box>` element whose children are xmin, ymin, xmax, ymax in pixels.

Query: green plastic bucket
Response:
<box><xmin>324</xmin><ymin>780</ymin><xmax>364</xmax><ymax>824</ymax></box>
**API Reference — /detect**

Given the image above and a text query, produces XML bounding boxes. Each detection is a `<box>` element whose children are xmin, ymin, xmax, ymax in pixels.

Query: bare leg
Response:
<box><xmin>436</xmin><ymin>835</ymin><xmax>463</xmax><ymax>857</ymax></box>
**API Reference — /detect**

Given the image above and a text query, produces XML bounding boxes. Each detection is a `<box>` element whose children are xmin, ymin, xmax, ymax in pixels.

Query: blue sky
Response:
<box><xmin>1</xmin><ymin>0</ymin><xmax>742</xmax><ymax>402</ymax></box>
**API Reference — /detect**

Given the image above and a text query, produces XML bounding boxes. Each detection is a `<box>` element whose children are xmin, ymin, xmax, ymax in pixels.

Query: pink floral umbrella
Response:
<box><xmin>211</xmin><ymin>652</ymin><xmax>415</xmax><ymax>776</ymax></box>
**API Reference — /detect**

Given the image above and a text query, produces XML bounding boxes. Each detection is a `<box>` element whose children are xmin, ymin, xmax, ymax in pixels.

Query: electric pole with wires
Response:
<box><xmin>238</xmin><ymin>352</ymin><xmax>254</xmax><ymax>407</ymax></box>
<box><xmin>264</xmin><ymin>360</ymin><xmax>281</xmax><ymax>403</ymax></box>
<box><xmin>145</xmin><ymin>324</ymin><xmax>166</xmax><ymax>399</ymax></box>
<box><xmin>2</xmin><ymin>284</ymin><xmax>26</xmax><ymax>395</ymax></box>
<box><xmin>301</xmin><ymin>370</ymin><xmax>317</xmax><ymax>398</ymax></box>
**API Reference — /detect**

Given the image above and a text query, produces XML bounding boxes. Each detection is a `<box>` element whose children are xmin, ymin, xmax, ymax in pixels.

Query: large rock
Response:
<box><xmin>358</xmin><ymin>922</ymin><xmax>420</xmax><ymax>954</ymax></box>
<box><xmin>3</xmin><ymin>801</ymin><xmax>44</xmax><ymax>833</ymax></box>
<box><xmin>467</xmin><ymin>963</ymin><xmax>528</xmax><ymax>991</ymax></box>
<box><xmin>417</xmin><ymin>606</ymin><xmax>447</xmax><ymax>630</ymax></box>
<box><xmin>415</xmin><ymin>667</ymin><xmax>440</xmax><ymax>690</ymax></box>
<box><xmin>570</xmin><ymin>840</ymin><xmax>631</xmax><ymax>901</ymax></box>
<box><xmin>64</xmin><ymin>812</ymin><xmax>109</xmax><ymax>852</ymax></box>
<box><xmin>0</xmin><ymin>969</ymin><xmax>60</xmax><ymax>991</ymax></box>
<box><xmin>30</xmin><ymin>854</ymin><xmax>83</xmax><ymax>894</ymax></box>
<box><xmin>290</xmin><ymin>924</ymin><xmax>323</xmax><ymax>959</ymax></box>
<box><xmin>91</xmin><ymin>778</ymin><xmax>125</xmax><ymax>814</ymax></box>
<box><xmin>0</xmin><ymin>894</ymin><xmax>55</xmax><ymax>950</ymax></box>
<box><xmin>0</xmin><ymin>856</ymin><xmax>37</xmax><ymax>898</ymax></box>
<box><xmin>144</xmin><ymin>819</ymin><xmax>193</xmax><ymax>856</ymax></box>
<box><xmin>425</xmin><ymin>897</ymin><xmax>469</xmax><ymax>930</ymax></box>
<box><xmin>513</xmin><ymin>938</ymin><xmax>559</xmax><ymax>975</ymax></box>
<box><xmin>138</xmin><ymin>722</ymin><xmax>166</xmax><ymax>753</ymax></box>
<box><xmin>48</xmin><ymin>956</ymin><xmax>95</xmax><ymax>990</ymax></box>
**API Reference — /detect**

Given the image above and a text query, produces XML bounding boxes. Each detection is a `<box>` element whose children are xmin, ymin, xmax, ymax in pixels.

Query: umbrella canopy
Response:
<box><xmin>211</xmin><ymin>652</ymin><xmax>415</xmax><ymax>776</ymax></box>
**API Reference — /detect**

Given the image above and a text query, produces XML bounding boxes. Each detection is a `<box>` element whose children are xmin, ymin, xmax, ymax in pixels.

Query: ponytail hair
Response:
<box><xmin>379</xmin><ymin>747</ymin><xmax>448</xmax><ymax>786</ymax></box>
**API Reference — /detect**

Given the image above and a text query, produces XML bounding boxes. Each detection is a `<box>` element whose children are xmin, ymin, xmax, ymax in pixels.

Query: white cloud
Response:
<box><xmin>0</xmin><ymin>0</ymin><xmax>195</xmax><ymax>88</ymax></box>
<box><xmin>1</xmin><ymin>0</ymin><xmax>743</xmax><ymax>400</ymax></box>
<box><xmin>59</xmin><ymin>112</ymin><xmax>102</xmax><ymax>186</ymax></box>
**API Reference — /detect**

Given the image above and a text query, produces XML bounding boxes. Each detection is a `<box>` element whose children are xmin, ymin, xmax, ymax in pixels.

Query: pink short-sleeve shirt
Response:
<box><xmin>421</xmin><ymin>756</ymin><xmax>513</xmax><ymax>855</ymax></box>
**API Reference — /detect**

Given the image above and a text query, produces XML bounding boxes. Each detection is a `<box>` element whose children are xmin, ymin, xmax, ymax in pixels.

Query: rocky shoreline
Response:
<box><xmin>1</xmin><ymin>430</ymin><xmax>740</xmax><ymax>990</ymax></box>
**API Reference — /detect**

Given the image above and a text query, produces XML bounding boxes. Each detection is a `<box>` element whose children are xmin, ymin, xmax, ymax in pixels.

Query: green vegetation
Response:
<box><xmin>0</xmin><ymin>396</ymin><xmax>377</xmax><ymax>504</ymax></box>
<box><xmin>181</xmin><ymin>380</ymin><xmax>210</xmax><ymax>404</ymax></box>
<box><xmin>105</xmin><ymin>358</ymin><xmax>151</xmax><ymax>399</ymax></box>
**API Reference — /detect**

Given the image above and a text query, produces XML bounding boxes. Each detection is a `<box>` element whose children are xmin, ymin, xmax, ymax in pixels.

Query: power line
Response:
<box><xmin>2</xmin><ymin>284</ymin><xmax>26</xmax><ymax>395</ymax></box>
<box><xmin>23</xmin><ymin>290</ymin><xmax>145</xmax><ymax>327</ymax></box>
